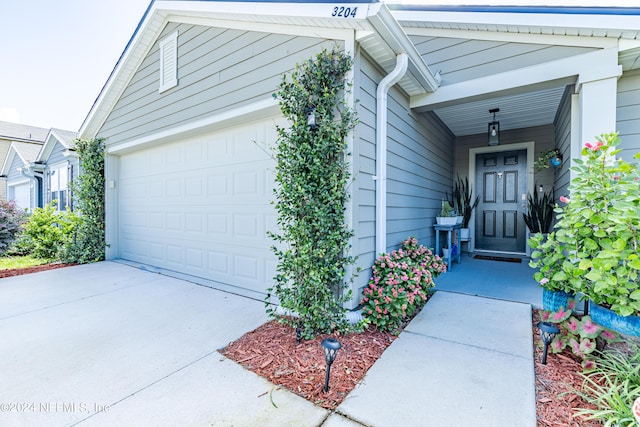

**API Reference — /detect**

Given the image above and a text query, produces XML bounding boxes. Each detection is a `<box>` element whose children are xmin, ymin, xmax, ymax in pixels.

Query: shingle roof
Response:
<box><xmin>12</xmin><ymin>141</ymin><xmax>43</xmax><ymax>164</ymax></box>
<box><xmin>0</xmin><ymin>121</ymin><xmax>49</xmax><ymax>143</ymax></box>
<box><xmin>50</xmin><ymin>128</ymin><xmax>78</xmax><ymax>147</ymax></box>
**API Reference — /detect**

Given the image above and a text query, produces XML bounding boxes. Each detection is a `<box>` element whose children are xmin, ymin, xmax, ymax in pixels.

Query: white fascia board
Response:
<box><xmin>8</xmin><ymin>178</ymin><xmax>30</xmax><ymax>186</ymax></box>
<box><xmin>392</xmin><ymin>10</ymin><xmax>640</xmax><ymax>33</ymax></box>
<box><xmin>107</xmin><ymin>98</ymin><xmax>280</xmax><ymax>155</ymax></box>
<box><xmin>170</xmin><ymin>15</ymin><xmax>355</xmax><ymax>40</ymax></box>
<box><xmin>411</xmin><ymin>47</ymin><xmax>620</xmax><ymax>109</ymax></box>
<box><xmin>386</xmin><ymin>0</ymin><xmax>640</xmax><ymax>4</ymax></box>
<box><xmin>403</xmin><ymin>27</ymin><xmax>617</xmax><ymax>49</ymax></box>
<box><xmin>620</xmin><ymin>39</ymin><xmax>640</xmax><ymax>51</ymax></box>
<box><xmin>367</xmin><ymin>5</ymin><xmax>439</xmax><ymax>91</ymax></box>
<box><xmin>157</xmin><ymin>1</ymin><xmax>379</xmax><ymax>21</ymax></box>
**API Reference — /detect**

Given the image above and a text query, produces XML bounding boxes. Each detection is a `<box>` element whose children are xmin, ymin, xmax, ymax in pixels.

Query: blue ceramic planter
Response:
<box><xmin>589</xmin><ymin>301</ymin><xmax>640</xmax><ymax>337</ymax></box>
<box><xmin>542</xmin><ymin>289</ymin><xmax>573</xmax><ymax>312</ymax></box>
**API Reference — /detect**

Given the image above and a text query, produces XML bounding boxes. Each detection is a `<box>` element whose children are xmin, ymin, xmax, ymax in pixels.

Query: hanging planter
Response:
<box><xmin>533</xmin><ymin>148</ymin><xmax>563</xmax><ymax>172</ymax></box>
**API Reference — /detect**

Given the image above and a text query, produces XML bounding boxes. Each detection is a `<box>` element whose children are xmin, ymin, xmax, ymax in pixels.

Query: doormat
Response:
<box><xmin>474</xmin><ymin>255</ymin><xmax>522</xmax><ymax>263</ymax></box>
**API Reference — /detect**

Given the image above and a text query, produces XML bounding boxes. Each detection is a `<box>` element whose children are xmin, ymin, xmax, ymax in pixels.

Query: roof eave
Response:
<box><xmin>80</xmin><ymin>1</ymin><xmax>440</xmax><ymax>138</ymax></box>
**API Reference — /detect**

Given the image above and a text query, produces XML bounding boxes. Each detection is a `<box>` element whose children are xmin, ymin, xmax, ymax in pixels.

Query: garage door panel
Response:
<box><xmin>118</xmin><ymin>117</ymin><xmax>281</xmax><ymax>294</ymax></box>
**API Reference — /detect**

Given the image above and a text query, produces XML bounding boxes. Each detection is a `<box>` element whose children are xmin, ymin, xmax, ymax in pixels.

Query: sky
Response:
<box><xmin>0</xmin><ymin>0</ymin><xmax>151</xmax><ymax>132</ymax></box>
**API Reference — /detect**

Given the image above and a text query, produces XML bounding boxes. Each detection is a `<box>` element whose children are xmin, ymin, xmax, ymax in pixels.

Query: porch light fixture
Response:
<box><xmin>537</xmin><ymin>321</ymin><xmax>560</xmax><ymax>365</ymax></box>
<box><xmin>488</xmin><ymin>108</ymin><xmax>500</xmax><ymax>146</ymax></box>
<box><xmin>321</xmin><ymin>337</ymin><xmax>342</xmax><ymax>392</ymax></box>
<box><xmin>305</xmin><ymin>107</ymin><xmax>317</xmax><ymax>130</ymax></box>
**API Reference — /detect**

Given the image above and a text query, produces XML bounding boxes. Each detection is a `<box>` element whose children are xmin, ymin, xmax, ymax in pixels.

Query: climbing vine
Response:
<box><xmin>267</xmin><ymin>48</ymin><xmax>358</xmax><ymax>339</ymax></box>
<box><xmin>60</xmin><ymin>138</ymin><xmax>106</xmax><ymax>263</ymax></box>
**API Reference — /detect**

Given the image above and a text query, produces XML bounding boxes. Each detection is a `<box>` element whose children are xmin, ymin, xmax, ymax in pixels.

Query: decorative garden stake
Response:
<box><xmin>321</xmin><ymin>337</ymin><xmax>342</xmax><ymax>392</ymax></box>
<box><xmin>537</xmin><ymin>321</ymin><xmax>560</xmax><ymax>365</ymax></box>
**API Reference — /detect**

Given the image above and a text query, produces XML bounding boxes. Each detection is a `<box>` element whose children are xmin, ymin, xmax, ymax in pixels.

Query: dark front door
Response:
<box><xmin>475</xmin><ymin>150</ymin><xmax>527</xmax><ymax>253</ymax></box>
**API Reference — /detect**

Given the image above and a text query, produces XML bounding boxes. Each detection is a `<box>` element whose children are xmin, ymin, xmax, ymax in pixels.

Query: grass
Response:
<box><xmin>0</xmin><ymin>255</ymin><xmax>51</xmax><ymax>270</ymax></box>
<box><xmin>572</xmin><ymin>344</ymin><xmax>640</xmax><ymax>426</ymax></box>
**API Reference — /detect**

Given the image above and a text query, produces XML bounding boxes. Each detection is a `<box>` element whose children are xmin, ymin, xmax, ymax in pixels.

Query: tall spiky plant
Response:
<box><xmin>523</xmin><ymin>185</ymin><xmax>555</xmax><ymax>233</ymax></box>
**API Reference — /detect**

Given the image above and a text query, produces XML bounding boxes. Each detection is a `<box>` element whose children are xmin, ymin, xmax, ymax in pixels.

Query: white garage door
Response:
<box><xmin>9</xmin><ymin>182</ymin><xmax>30</xmax><ymax>211</ymax></box>
<box><xmin>118</xmin><ymin>117</ymin><xmax>281</xmax><ymax>295</ymax></box>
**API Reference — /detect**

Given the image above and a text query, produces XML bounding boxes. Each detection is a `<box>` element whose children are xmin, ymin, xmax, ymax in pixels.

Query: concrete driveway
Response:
<box><xmin>0</xmin><ymin>262</ymin><xmax>328</xmax><ymax>426</ymax></box>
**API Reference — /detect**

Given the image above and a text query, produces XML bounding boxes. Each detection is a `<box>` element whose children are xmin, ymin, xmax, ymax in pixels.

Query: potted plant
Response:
<box><xmin>450</xmin><ymin>175</ymin><xmax>479</xmax><ymax>240</ymax></box>
<box><xmin>533</xmin><ymin>148</ymin><xmax>563</xmax><ymax>172</ymax></box>
<box><xmin>536</xmin><ymin>133</ymin><xmax>640</xmax><ymax>336</ymax></box>
<box><xmin>523</xmin><ymin>186</ymin><xmax>555</xmax><ymax>235</ymax></box>
<box><xmin>436</xmin><ymin>200</ymin><xmax>458</xmax><ymax>225</ymax></box>
<box><xmin>529</xmin><ymin>230</ymin><xmax>574</xmax><ymax>311</ymax></box>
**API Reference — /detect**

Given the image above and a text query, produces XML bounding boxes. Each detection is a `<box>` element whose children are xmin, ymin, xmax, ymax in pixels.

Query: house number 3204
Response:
<box><xmin>332</xmin><ymin>6</ymin><xmax>358</xmax><ymax>18</ymax></box>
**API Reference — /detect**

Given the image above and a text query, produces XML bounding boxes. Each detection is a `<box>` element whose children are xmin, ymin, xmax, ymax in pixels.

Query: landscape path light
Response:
<box><xmin>321</xmin><ymin>337</ymin><xmax>342</xmax><ymax>392</ymax></box>
<box><xmin>537</xmin><ymin>321</ymin><xmax>560</xmax><ymax>365</ymax></box>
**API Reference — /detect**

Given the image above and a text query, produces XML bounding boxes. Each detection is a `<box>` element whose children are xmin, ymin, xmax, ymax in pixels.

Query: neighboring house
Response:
<box><xmin>0</xmin><ymin>127</ymin><xmax>78</xmax><ymax>212</ymax></box>
<box><xmin>1</xmin><ymin>141</ymin><xmax>44</xmax><ymax>211</ymax></box>
<box><xmin>36</xmin><ymin>129</ymin><xmax>80</xmax><ymax>212</ymax></box>
<box><xmin>0</xmin><ymin>121</ymin><xmax>48</xmax><ymax>202</ymax></box>
<box><xmin>79</xmin><ymin>1</ymin><xmax>640</xmax><ymax>308</ymax></box>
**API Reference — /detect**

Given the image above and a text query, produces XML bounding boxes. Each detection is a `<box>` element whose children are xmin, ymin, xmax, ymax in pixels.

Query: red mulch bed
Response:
<box><xmin>532</xmin><ymin>310</ymin><xmax>601</xmax><ymax>427</ymax></box>
<box><xmin>222</xmin><ymin>310</ymin><xmax>612</xmax><ymax>424</ymax></box>
<box><xmin>221</xmin><ymin>320</ymin><xmax>396</xmax><ymax>409</ymax></box>
<box><xmin>0</xmin><ymin>263</ymin><xmax>76</xmax><ymax>278</ymax></box>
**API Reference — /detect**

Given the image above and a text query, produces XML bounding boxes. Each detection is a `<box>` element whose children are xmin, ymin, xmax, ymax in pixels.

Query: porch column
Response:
<box><xmin>575</xmin><ymin>48</ymin><xmax>621</xmax><ymax>153</ymax></box>
<box><xmin>577</xmin><ymin>77</ymin><xmax>618</xmax><ymax>146</ymax></box>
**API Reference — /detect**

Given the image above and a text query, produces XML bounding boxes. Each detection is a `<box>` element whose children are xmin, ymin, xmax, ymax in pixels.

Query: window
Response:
<box><xmin>159</xmin><ymin>31</ymin><xmax>178</xmax><ymax>93</ymax></box>
<box><xmin>48</xmin><ymin>164</ymin><xmax>71</xmax><ymax>211</ymax></box>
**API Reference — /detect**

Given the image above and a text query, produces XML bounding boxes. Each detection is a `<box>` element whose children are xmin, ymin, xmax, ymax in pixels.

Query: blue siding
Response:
<box><xmin>553</xmin><ymin>85</ymin><xmax>573</xmax><ymax>199</ymax></box>
<box><xmin>97</xmin><ymin>22</ymin><xmax>338</xmax><ymax>145</ymax></box>
<box><xmin>353</xmin><ymin>52</ymin><xmax>454</xmax><ymax>297</ymax></box>
<box><xmin>617</xmin><ymin>71</ymin><xmax>640</xmax><ymax>162</ymax></box>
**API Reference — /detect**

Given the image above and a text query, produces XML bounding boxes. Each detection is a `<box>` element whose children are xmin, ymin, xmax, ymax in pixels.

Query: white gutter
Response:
<box><xmin>375</xmin><ymin>53</ymin><xmax>408</xmax><ymax>256</ymax></box>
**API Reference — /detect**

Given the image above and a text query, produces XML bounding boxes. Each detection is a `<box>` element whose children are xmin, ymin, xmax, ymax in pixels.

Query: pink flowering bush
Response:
<box><xmin>361</xmin><ymin>237</ymin><xmax>446</xmax><ymax>332</ymax></box>
<box><xmin>530</xmin><ymin>133</ymin><xmax>640</xmax><ymax>316</ymax></box>
<box><xmin>540</xmin><ymin>299</ymin><xmax>621</xmax><ymax>371</ymax></box>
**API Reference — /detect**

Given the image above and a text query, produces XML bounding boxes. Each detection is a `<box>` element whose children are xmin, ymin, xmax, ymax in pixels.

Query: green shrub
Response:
<box><xmin>0</xmin><ymin>199</ymin><xmax>26</xmax><ymax>255</ymax></box>
<box><xmin>60</xmin><ymin>138</ymin><xmax>106</xmax><ymax>264</ymax></box>
<box><xmin>22</xmin><ymin>202</ymin><xmax>79</xmax><ymax>259</ymax></box>
<box><xmin>361</xmin><ymin>237</ymin><xmax>446</xmax><ymax>332</ymax></box>
<box><xmin>7</xmin><ymin>228</ymin><xmax>35</xmax><ymax>256</ymax></box>
<box><xmin>266</xmin><ymin>48</ymin><xmax>357</xmax><ymax>339</ymax></box>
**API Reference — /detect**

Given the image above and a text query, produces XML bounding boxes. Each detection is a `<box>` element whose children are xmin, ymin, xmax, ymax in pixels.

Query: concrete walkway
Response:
<box><xmin>335</xmin><ymin>292</ymin><xmax>537</xmax><ymax>426</ymax></box>
<box><xmin>0</xmin><ymin>262</ymin><xmax>536</xmax><ymax>426</ymax></box>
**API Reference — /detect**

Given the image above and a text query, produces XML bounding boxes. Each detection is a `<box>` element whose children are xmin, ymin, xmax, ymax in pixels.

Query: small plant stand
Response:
<box><xmin>433</xmin><ymin>223</ymin><xmax>462</xmax><ymax>271</ymax></box>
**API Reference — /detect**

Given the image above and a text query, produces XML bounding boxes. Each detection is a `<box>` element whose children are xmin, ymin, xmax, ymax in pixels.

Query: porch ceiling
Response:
<box><xmin>430</xmin><ymin>85</ymin><xmax>567</xmax><ymax>137</ymax></box>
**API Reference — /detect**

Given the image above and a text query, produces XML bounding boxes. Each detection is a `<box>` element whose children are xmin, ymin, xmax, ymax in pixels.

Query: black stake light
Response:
<box><xmin>305</xmin><ymin>107</ymin><xmax>317</xmax><ymax>130</ymax></box>
<box><xmin>537</xmin><ymin>321</ymin><xmax>560</xmax><ymax>365</ymax></box>
<box><xmin>296</xmin><ymin>322</ymin><xmax>302</xmax><ymax>345</ymax></box>
<box><xmin>321</xmin><ymin>337</ymin><xmax>342</xmax><ymax>392</ymax></box>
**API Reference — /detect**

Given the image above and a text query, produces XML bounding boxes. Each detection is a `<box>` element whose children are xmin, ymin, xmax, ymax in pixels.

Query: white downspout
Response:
<box><xmin>375</xmin><ymin>53</ymin><xmax>408</xmax><ymax>256</ymax></box>
<box><xmin>18</xmin><ymin>167</ymin><xmax>43</xmax><ymax>211</ymax></box>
